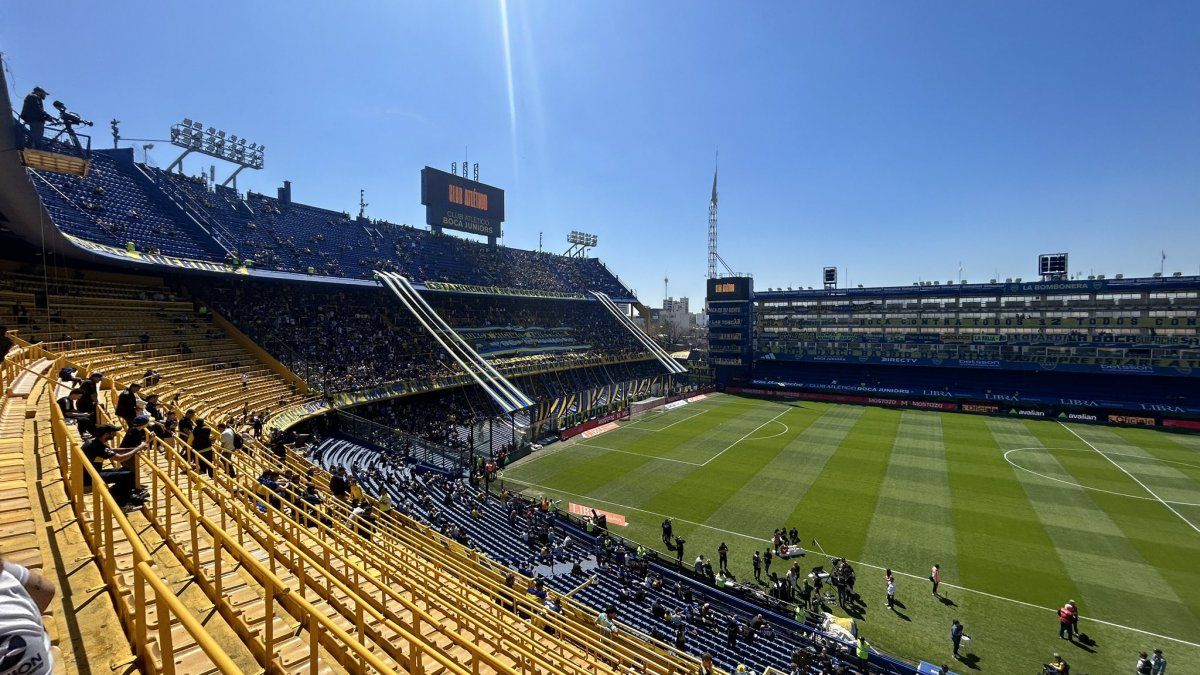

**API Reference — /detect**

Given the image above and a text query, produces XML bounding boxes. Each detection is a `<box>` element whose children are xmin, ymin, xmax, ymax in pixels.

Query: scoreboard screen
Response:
<box><xmin>706</xmin><ymin>276</ymin><xmax>752</xmax><ymax>301</ymax></box>
<box><xmin>421</xmin><ymin>167</ymin><xmax>505</xmax><ymax>240</ymax></box>
<box><xmin>1039</xmin><ymin>253</ymin><xmax>1068</xmax><ymax>277</ymax></box>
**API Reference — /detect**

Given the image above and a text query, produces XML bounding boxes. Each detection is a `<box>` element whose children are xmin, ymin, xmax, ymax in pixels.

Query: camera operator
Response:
<box><xmin>19</xmin><ymin>86</ymin><xmax>54</xmax><ymax>149</ymax></box>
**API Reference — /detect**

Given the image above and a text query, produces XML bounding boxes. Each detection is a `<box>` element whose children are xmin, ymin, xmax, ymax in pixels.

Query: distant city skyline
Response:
<box><xmin>3</xmin><ymin>1</ymin><xmax>1197</xmax><ymax>305</ymax></box>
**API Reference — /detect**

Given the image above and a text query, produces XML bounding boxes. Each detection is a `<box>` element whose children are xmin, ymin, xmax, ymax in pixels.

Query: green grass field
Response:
<box><xmin>500</xmin><ymin>393</ymin><xmax>1200</xmax><ymax>674</ymax></box>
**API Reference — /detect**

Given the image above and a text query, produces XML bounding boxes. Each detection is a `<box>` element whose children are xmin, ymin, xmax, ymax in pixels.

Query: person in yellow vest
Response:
<box><xmin>349</xmin><ymin>477</ymin><xmax>364</xmax><ymax>502</ymax></box>
<box><xmin>856</xmin><ymin>636</ymin><xmax>870</xmax><ymax>668</ymax></box>
<box><xmin>377</xmin><ymin>491</ymin><xmax>393</xmax><ymax>514</ymax></box>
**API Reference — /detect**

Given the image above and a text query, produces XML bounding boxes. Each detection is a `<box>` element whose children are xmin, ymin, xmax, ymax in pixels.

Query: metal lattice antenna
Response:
<box><xmin>707</xmin><ymin>151</ymin><xmax>719</xmax><ymax>279</ymax></box>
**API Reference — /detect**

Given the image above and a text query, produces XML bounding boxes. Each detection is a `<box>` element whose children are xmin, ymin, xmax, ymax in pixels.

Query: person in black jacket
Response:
<box><xmin>20</xmin><ymin>86</ymin><xmax>54</xmax><ymax>149</ymax></box>
<box><xmin>115</xmin><ymin>382</ymin><xmax>142</xmax><ymax>427</ymax></box>
<box><xmin>81</xmin><ymin>424</ymin><xmax>143</xmax><ymax>509</ymax></box>
<box><xmin>190</xmin><ymin>419</ymin><xmax>215</xmax><ymax>476</ymax></box>
<box><xmin>76</xmin><ymin>372</ymin><xmax>104</xmax><ymax>437</ymax></box>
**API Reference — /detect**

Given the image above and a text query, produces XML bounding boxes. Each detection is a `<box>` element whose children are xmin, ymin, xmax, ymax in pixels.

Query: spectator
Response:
<box><xmin>81</xmin><ymin>423</ymin><xmax>143</xmax><ymax>509</ymax></box>
<box><xmin>191</xmin><ymin>419</ymin><xmax>215</xmax><ymax>476</ymax></box>
<box><xmin>178</xmin><ymin>409</ymin><xmax>196</xmax><ymax>441</ymax></box>
<box><xmin>217</xmin><ymin>422</ymin><xmax>237</xmax><ymax>478</ymax></box>
<box><xmin>56</xmin><ymin>389</ymin><xmax>89</xmax><ymax>426</ymax></box>
<box><xmin>0</xmin><ymin>555</ymin><xmax>56</xmax><ymax>675</ymax></box>
<box><xmin>115</xmin><ymin>382</ymin><xmax>142</xmax><ymax>427</ymax></box>
<box><xmin>1150</xmin><ymin>648</ymin><xmax>1166</xmax><ymax>675</ymax></box>
<box><xmin>596</xmin><ymin>605</ymin><xmax>617</xmax><ymax>636</ymax></box>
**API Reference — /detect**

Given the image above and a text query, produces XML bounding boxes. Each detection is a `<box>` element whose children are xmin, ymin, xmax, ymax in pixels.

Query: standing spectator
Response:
<box><xmin>217</xmin><ymin>422</ymin><xmax>237</xmax><ymax>478</ymax></box>
<box><xmin>930</xmin><ymin>563</ymin><xmax>942</xmax><ymax>597</ymax></box>
<box><xmin>950</xmin><ymin>619</ymin><xmax>964</xmax><ymax>659</ymax></box>
<box><xmin>115</xmin><ymin>382</ymin><xmax>142</xmax><ymax>427</ymax></box>
<box><xmin>697</xmin><ymin>652</ymin><xmax>714</xmax><ymax>675</ymax></box>
<box><xmin>0</xmin><ymin>555</ymin><xmax>56</xmax><ymax>675</ymax></box>
<box><xmin>885</xmin><ymin>568</ymin><xmax>896</xmax><ymax>609</ymax></box>
<box><xmin>191</xmin><ymin>419</ymin><xmax>215</xmax><ymax>476</ymax></box>
<box><xmin>1150</xmin><ymin>648</ymin><xmax>1166</xmax><ymax>675</ymax></box>
<box><xmin>178</xmin><ymin>409</ymin><xmax>196</xmax><ymax>442</ymax></box>
<box><xmin>329</xmin><ymin>467</ymin><xmax>349</xmax><ymax>500</ymax></box>
<box><xmin>718</xmin><ymin>542</ymin><xmax>730</xmax><ymax>575</ymax></box>
<box><xmin>1058</xmin><ymin>601</ymin><xmax>1075</xmax><ymax>641</ymax></box>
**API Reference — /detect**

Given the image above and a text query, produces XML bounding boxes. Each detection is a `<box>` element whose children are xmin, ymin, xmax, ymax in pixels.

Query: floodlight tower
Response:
<box><xmin>707</xmin><ymin>154</ymin><xmax>718</xmax><ymax>279</ymax></box>
<box><xmin>165</xmin><ymin>118</ymin><xmax>264</xmax><ymax>189</ymax></box>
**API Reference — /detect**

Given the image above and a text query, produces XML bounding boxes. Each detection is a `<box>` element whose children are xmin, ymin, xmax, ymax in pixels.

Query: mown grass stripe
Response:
<box><xmin>695</xmin><ymin>405</ymin><xmax>866</xmax><ymax>575</ymax></box>
<box><xmin>783</xmin><ymin>406</ymin><xmax>901</xmax><ymax>561</ymax></box>
<box><xmin>631</xmin><ymin>405</ymin><xmax>814</xmax><ymax>557</ymax></box>
<box><xmin>863</xmin><ymin>411</ymin><xmax>957</xmax><ymax>579</ymax></box>
<box><xmin>944</xmin><ymin>414</ymin><xmax>1077</xmax><ymax>605</ymax></box>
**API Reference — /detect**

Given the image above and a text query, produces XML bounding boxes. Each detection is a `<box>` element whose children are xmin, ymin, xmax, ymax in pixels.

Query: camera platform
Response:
<box><xmin>20</xmin><ymin>148</ymin><xmax>90</xmax><ymax>177</ymax></box>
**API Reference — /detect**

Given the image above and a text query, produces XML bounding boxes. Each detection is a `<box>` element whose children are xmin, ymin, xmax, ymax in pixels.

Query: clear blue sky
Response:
<box><xmin>4</xmin><ymin>1</ymin><xmax>1198</xmax><ymax>305</ymax></box>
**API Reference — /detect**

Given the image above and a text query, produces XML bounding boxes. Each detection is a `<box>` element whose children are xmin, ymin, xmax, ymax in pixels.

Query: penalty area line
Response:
<box><xmin>499</xmin><ymin>476</ymin><xmax>1200</xmax><ymax>650</ymax></box>
<box><xmin>1058</xmin><ymin>421</ymin><xmax>1200</xmax><ymax>536</ymax></box>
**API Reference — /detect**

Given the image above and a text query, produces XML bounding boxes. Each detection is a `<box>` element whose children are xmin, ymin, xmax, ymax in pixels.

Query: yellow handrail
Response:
<box><xmin>29</xmin><ymin>362</ymin><xmax>242</xmax><ymax>675</ymax></box>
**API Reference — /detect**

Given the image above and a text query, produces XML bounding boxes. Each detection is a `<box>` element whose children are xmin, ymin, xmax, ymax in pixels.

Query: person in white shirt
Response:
<box><xmin>0</xmin><ymin>559</ymin><xmax>55</xmax><ymax>675</ymax></box>
<box><xmin>216</xmin><ymin>422</ymin><xmax>238</xmax><ymax>477</ymax></box>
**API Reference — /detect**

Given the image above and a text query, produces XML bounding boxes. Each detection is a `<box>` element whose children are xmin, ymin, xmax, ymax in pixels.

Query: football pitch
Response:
<box><xmin>501</xmin><ymin>393</ymin><xmax>1200</xmax><ymax>673</ymax></box>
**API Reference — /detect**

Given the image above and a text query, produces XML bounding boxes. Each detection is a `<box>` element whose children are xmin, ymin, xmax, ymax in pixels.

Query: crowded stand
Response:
<box><xmin>26</xmin><ymin>149</ymin><xmax>634</xmax><ymax>297</ymax></box>
<box><xmin>310</xmin><ymin>436</ymin><xmax>902</xmax><ymax>674</ymax></box>
<box><xmin>201</xmin><ymin>278</ymin><xmax>659</xmax><ymax>395</ymax></box>
<box><xmin>2</xmin><ymin>270</ymin><xmax>707</xmax><ymax>675</ymax></box>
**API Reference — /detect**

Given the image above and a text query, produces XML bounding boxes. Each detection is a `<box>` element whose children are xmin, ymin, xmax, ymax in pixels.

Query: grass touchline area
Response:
<box><xmin>502</xmin><ymin>394</ymin><xmax>1200</xmax><ymax>672</ymax></box>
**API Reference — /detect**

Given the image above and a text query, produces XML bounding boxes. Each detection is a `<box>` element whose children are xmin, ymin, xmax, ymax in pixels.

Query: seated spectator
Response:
<box><xmin>81</xmin><ymin>424</ymin><xmax>143</xmax><ymax>510</ymax></box>
<box><xmin>0</xmin><ymin>555</ymin><xmax>56</xmax><ymax>675</ymax></box>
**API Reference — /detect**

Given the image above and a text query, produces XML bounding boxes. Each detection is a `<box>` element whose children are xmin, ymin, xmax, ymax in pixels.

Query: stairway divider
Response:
<box><xmin>590</xmin><ymin>291</ymin><xmax>687</xmax><ymax>374</ymax></box>
<box><xmin>375</xmin><ymin>271</ymin><xmax>533</xmax><ymax>413</ymax></box>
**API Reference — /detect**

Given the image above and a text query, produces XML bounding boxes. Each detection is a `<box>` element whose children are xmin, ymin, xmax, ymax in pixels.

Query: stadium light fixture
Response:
<box><xmin>167</xmin><ymin>117</ymin><xmax>266</xmax><ymax>186</ymax></box>
<box><xmin>565</xmin><ymin>230</ymin><xmax>599</xmax><ymax>257</ymax></box>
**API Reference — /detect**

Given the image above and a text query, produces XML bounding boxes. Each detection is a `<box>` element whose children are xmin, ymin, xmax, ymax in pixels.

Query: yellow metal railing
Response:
<box><xmin>26</xmin><ymin>360</ymin><xmax>242</xmax><ymax>675</ymax></box>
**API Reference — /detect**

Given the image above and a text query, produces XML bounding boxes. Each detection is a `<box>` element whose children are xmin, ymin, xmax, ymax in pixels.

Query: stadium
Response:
<box><xmin>0</xmin><ymin>7</ymin><xmax>1197</xmax><ymax>675</ymax></box>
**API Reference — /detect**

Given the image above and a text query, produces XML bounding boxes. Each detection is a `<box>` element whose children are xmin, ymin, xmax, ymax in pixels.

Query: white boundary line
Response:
<box><xmin>1059</xmin><ymin>422</ymin><xmax>1200</xmax><ymax>535</ymax></box>
<box><xmin>1003</xmin><ymin>447</ymin><xmax>1200</xmax><ymax>507</ymax></box>
<box><xmin>744</xmin><ymin>419</ymin><xmax>790</xmax><ymax>441</ymax></box>
<box><xmin>498</xmin><ymin>475</ymin><xmax>1200</xmax><ymax>650</ymax></box>
<box><xmin>624</xmin><ymin>408</ymin><xmax>710</xmax><ymax>432</ymax></box>
<box><xmin>700</xmin><ymin>407</ymin><xmax>793</xmax><ymax>466</ymax></box>
<box><xmin>574</xmin><ymin>442</ymin><xmax>704</xmax><ymax>466</ymax></box>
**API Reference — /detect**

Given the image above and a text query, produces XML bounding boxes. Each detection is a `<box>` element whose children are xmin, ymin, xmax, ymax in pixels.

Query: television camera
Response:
<box><xmin>48</xmin><ymin>100</ymin><xmax>93</xmax><ymax>152</ymax></box>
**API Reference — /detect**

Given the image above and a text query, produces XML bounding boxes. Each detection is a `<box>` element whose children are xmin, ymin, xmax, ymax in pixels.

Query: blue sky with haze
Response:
<box><xmin>4</xmin><ymin>1</ymin><xmax>1197</xmax><ymax>304</ymax></box>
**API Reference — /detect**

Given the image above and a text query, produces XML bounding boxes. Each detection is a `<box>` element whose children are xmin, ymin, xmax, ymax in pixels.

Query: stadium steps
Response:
<box><xmin>5</xmin><ymin>349</ymin><xmax>245</xmax><ymax>674</ymax></box>
<box><xmin>267</xmin><ymin>444</ymin><xmax>698</xmax><ymax>675</ymax></box>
